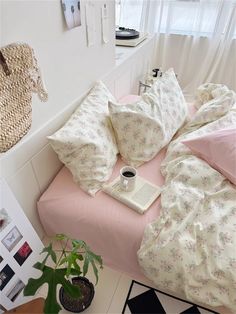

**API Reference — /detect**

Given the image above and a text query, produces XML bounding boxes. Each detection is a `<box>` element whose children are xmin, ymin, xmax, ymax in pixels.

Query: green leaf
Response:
<box><xmin>91</xmin><ymin>259</ymin><xmax>99</xmax><ymax>284</ymax></box>
<box><xmin>24</xmin><ymin>266</ymin><xmax>81</xmax><ymax>314</ymax></box>
<box><xmin>55</xmin><ymin>234</ymin><xmax>67</xmax><ymax>241</ymax></box>
<box><xmin>57</xmin><ymin>269</ymin><xmax>81</xmax><ymax>299</ymax></box>
<box><xmin>44</xmin><ymin>275</ymin><xmax>61</xmax><ymax>314</ymax></box>
<box><xmin>24</xmin><ymin>271</ymin><xmax>48</xmax><ymax>296</ymax></box>
<box><xmin>83</xmin><ymin>255</ymin><xmax>89</xmax><ymax>277</ymax></box>
<box><xmin>33</xmin><ymin>262</ymin><xmax>42</xmax><ymax>269</ymax></box>
<box><xmin>82</xmin><ymin>251</ymin><xmax>103</xmax><ymax>284</ymax></box>
<box><xmin>33</xmin><ymin>261</ymin><xmax>46</xmax><ymax>271</ymax></box>
<box><xmin>88</xmin><ymin>251</ymin><xmax>103</xmax><ymax>267</ymax></box>
<box><xmin>59</xmin><ymin>257</ymin><xmax>68</xmax><ymax>266</ymax></box>
<box><xmin>76</xmin><ymin>254</ymin><xmax>83</xmax><ymax>261</ymax></box>
<box><xmin>65</xmin><ymin>252</ymin><xmax>83</xmax><ymax>277</ymax></box>
<box><xmin>72</xmin><ymin>258</ymin><xmax>82</xmax><ymax>274</ymax></box>
<box><xmin>39</xmin><ymin>251</ymin><xmax>50</xmax><ymax>270</ymax></box>
<box><xmin>41</xmin><ymin>243</ymin><xmax>57</xmax><ymax>264</ymax></box>
<box><xmin>70</xmin><ymin>268</ymin><xmax>82</xmax><ymax>276</ymax></box>
<box><xmin>61</xmin><ymin>278</ymin><xmax>81</xmax><ymax>299</ymax></box>
<box><xmin>72</xmin><ymin>239</ymin><xmax>87</xmax><ymax>249</ymax></box>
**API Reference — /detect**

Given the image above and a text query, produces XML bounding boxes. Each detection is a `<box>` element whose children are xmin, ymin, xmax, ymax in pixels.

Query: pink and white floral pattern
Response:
<box><xmin>109</xmin><ymin>68</ymin><xmax>188</xmax><ymax>167</ymax></box>
<box><xmin>138</xmin><ymin>84</ymin><xmax>236</xmax><ymax>313</ymax></box>
<box><xmin>48</xmin><ymin>81</ymin><xmax>118</xmax><ymax>196</ymax></box>
<box><xmin>194</xmin><ymin>83</ymin><xmax>232</xmax><ymax>109</ymax></box>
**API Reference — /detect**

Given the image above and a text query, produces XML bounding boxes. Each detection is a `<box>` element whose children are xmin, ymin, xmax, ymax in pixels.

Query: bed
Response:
<box><xmin>38</xmin><ymin>80</ymin><xmax>236</xmax><ymax>313</ymax></box>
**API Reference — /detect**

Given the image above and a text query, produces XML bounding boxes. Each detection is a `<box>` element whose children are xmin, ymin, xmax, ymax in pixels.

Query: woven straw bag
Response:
<box><xmin>0</xmin><ymin>43</ymin><xmax>48</xmax><ymax>153</ymax></box>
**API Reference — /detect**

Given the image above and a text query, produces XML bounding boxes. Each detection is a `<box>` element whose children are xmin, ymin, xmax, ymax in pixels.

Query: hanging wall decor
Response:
<box><xmin>0</xmin><ymin>43</ymin><xmax>48</xmax><ymax>153</ymax></box>
<box><xmin>62</xmin><ymin>0</ymin><xmax>81</xmax><ymax>29</ymax></box>
<box><xmin>0</xmin><ymin>179</ymin><xmax>44</xmax><ymax>313</ymax></box>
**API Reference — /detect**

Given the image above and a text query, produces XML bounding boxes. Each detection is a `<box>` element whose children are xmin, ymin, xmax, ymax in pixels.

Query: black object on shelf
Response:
<box><xmin>152</xmin><ymin>68</ymin><xmax>162</xmax><ymax>77</ymax></box>
<box><xmin>116</xmin><ymin>27</ymin><xmax>140</xmax><ymax>40</ymax></box>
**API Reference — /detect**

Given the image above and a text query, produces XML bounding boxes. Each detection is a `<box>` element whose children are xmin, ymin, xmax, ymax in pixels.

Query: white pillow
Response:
<box><xmin>109</xmin><ymin>68</ymin><xmax>187</xmax><ymax>167</ymax></box>
<box><xmin>48</xmin><ymin>81</ymin><xmax>118</xmax><ymax>196</ymax></box>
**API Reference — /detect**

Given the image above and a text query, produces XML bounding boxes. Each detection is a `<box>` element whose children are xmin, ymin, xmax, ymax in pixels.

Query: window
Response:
<box><xmin>115</xmin><ymin>0</ymin><xmax>143</xmax><ymax>31</ymax></box>
<box><xmin>116</xmin><ymin>0</ymin><xmax>236</xmax><ymax>38</ymax></box>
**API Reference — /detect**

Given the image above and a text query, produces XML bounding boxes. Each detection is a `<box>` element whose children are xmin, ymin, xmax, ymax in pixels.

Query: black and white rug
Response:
<box><xmin>122</xmin><ymin>280</ymin><xmax>219</xmax><ymax>314</ymax></box>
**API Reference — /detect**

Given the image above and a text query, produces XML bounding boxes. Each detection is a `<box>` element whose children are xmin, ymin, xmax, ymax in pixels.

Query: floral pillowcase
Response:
<box><xmin>109</xmin><ymin>68</ymin><xmax>188</xmax><ymax>167</ymax></box>
<box><xmin>48</xmin><ymin>81</ymin><xmax>118</xmax><ymax>196</ymax></box>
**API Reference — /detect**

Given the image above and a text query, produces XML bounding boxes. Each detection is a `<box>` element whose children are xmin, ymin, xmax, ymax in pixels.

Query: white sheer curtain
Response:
<box><xmin>116</xmin><ymin>0</ymin><xmax>236</xmax><ymax>95</ymax></box>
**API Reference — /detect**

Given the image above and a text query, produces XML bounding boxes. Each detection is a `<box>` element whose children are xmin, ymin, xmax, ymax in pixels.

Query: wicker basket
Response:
<box><xmin>0</xmin><ymin>43</ymin><xmax>48</xmax><ymax>153</ymax></box>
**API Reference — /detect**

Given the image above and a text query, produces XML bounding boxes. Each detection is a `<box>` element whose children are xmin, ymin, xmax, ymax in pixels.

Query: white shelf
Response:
<box><xmin>115</xmin><ymin>34</ymin><xmax>156</xmax><ymax>67</ymax></box>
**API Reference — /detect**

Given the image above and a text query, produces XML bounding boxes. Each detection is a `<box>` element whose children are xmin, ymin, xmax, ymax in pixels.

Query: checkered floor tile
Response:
<box><xmin>122</xmin><ymin>281</ymin><xmax>219</xmax><ymax>314</ymax></box>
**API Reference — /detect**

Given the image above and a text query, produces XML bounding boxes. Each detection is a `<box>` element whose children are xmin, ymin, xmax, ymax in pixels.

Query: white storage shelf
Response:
<box><xmin>115</xmin><ymin>34</ymin><xmax>155</xmax><ymax>67</ymax></box>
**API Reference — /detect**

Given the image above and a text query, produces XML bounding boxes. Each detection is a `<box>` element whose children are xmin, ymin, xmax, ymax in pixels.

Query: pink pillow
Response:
<box><xmin>118</xmin><ymin>94</ymin><xmax>141</xmax><ymax>104</ymax></box>
<box><xmin>182</xmin><ymin>128</ymin><xmax>236</xmax><ymax>185</ymax></box>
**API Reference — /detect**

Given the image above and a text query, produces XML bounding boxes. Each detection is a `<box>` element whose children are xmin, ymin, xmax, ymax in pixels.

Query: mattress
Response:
<box><xmin>38</xmin><ymin>148</ymin><xmax>166</xmax><ymax>281</ymax></box>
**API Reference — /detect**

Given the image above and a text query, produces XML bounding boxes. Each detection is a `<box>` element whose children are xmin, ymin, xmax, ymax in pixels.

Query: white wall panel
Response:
<box><xmin>31</xmin><ymin>144</ymin><xmax>62</xmax><ymax>194</ymax></box>
<box><xmin>103</xmin><ymin>35</ymin><xmax>156</xmax><ymax>99</ymax></box>
<box><xmin>114</xmin><ymin>69</ymin><xmax>132</xmax><ymax>99</ymax></box>
<box><xmin>6</xmin><ymin>163</ymin><xmax>44</xmax><ymax>238</ymax></box>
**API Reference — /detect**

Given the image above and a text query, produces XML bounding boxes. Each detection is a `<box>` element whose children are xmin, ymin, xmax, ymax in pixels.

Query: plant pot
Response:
<box><xmin>59</xmin><ymin>276</ymin><xmax>95</xmax><ymax>313</ymax></box>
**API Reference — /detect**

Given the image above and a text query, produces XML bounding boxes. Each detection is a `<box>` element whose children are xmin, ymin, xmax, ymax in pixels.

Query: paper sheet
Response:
<box><xmin>101</xmin><ymin>3</ymin><xmax>109</xmax><ymax>44</ymax></box>
<box><xmin>85</xmin><ymin>2</ymin><xmax>95</xmax><ymax>47</ymax></box>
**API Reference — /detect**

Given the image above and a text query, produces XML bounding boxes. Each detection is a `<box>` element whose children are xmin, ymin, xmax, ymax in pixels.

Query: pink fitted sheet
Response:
<box><xmin>38</xmin><ymin>148</ymin><xmax>166</xmax><ymax>281</ymax></box>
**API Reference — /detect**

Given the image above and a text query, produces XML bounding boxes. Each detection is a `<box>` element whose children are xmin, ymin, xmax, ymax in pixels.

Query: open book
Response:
<box><xmin>102</xmin><ymin>176</ymin><xmax>161</xmax><ymax>214</ymax></box>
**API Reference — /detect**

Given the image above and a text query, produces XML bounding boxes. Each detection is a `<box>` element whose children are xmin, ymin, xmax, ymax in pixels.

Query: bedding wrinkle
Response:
<box><xmin>138</xmin><ymin>84</ymin><xmax>236</xmax><ymax>313</ymax></box>
<box><xmin>48</xmin><ymin>81</ymin><xmax>119</xmax><ymax>196</ymax></box>
<box><xmin>109</xmin><ymin>69</ymin><xmax>188</xmax><ymax>168</ymax></box>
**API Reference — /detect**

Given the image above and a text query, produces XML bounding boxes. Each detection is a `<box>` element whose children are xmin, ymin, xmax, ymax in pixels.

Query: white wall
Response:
<box><xmin>0</xmin><ymin>0</ymin><xmax>115</xmax><ymax>135</ymax></box>
<box><xmin>0</xmin><ymin>0</ymin><xmax>156</xmax><ymax>238</ymax></box>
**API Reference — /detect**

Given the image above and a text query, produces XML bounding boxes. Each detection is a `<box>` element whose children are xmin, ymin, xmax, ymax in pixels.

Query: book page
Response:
<box><xmin>103</xmin><ymin>176</ymin><xmax>161</xmax><ymax>214</ymax></box>
<box><xmin>131</xmin><ymin>183</ymin><xmax>159</xmax><ymax>207</ymax></box>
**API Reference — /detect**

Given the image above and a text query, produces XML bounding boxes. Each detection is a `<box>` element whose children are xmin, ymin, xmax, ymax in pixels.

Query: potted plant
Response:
<box><xmin>23</xmin><ymin>234</ymin><xmax>103</xmax><ymax>314</ymax></box>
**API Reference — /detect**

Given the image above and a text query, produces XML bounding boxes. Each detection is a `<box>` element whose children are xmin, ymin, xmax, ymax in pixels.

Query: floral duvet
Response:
<box><xmin>138</xmin><ymin>84</ymin><xmax>236</xmax><ymax>313</ymax></box>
